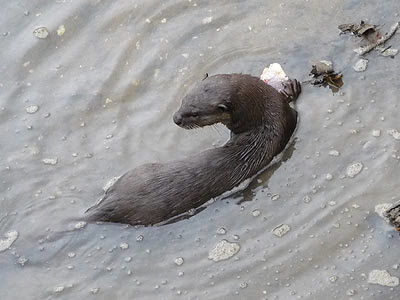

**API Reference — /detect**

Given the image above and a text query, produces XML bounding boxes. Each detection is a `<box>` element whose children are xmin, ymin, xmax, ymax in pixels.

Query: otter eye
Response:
<box><xmin>217</xmin><ymin>104</ymin><xmax>228</xmax><ymax>112</ymax></box>
<box><xmin>191</xmin><ymin>113</ymin><xmax>198</xmax><ymax>117</ymax></box>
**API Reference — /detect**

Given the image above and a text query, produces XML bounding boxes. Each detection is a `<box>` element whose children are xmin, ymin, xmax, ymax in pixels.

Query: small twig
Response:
<box><xmin>380</xmin><ymin>45</ymin><xmax>392</xmax><ymax>53</ymax></box>
<box><xmin>355</xmin><ymin>21</ymin><xmax>399</xmax><ymax>56</ymax></box>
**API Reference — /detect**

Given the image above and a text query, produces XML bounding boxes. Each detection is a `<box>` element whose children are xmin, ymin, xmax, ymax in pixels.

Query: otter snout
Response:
<box><xmin>173</xmin><ymin>112</ymin><xmax>183</xmax><ymax>126</ymax></box>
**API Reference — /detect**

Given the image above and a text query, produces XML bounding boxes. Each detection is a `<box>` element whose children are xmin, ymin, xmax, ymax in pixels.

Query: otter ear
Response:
<box><xmin>202</xmin><ymin>73</ymin><xmax>209</xmax><ymax>81</ymax></box>
<box><xmin>217</xmin><ymin>104</ymin><xmax>228</xmax><ymax>112</ymax></box>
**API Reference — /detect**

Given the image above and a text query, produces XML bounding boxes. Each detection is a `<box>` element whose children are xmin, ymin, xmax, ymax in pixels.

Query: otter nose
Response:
<box><xmin>173</xmin><ymin>112</ymin><xmax>183</xmax><ymax>126</ymax></box>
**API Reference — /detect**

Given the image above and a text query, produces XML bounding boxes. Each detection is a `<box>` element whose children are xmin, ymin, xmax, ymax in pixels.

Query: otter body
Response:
<box><xmin>85</xmin><ymin>74</ymin><xmax>301</xmax><ymax>225</ymax></box>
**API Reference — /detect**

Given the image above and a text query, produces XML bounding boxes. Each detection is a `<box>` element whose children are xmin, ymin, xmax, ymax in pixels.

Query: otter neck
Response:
<box><xmin>224</xmin><ymin>80</ymin><xmax>280</xmax><ymax>135</ymax></box>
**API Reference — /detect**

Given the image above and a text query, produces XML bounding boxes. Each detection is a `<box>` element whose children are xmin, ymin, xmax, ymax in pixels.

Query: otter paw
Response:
<box><xmin>280</xmin><ymin>79</ymin><xmax>301</xmax><ymax>102</ymax></box>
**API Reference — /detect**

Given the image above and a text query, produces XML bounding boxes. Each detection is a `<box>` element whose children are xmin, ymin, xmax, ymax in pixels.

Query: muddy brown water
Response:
<box><xmin>1</xmin><ymin>0</ymin><xmax>400</xmax><ymax>299</ymax></box>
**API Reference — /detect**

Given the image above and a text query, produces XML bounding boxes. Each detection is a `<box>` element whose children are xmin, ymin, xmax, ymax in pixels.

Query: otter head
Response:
<box><xmin>173</xmin><ymin>74</ymin><xmax>234</xmax><ymax>129</ymax></box>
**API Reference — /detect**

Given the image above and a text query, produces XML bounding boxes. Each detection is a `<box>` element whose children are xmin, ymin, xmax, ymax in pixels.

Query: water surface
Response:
<box><xmin>1</xmin><ymin>0</ymin><xmax>400</xmax><ymax>299</ymax></box>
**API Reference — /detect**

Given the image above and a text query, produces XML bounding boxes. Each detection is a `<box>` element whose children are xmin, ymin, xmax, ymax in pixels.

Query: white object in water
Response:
<box><xmin>260</xmin><ymin>63</ymin><xmax>289</xmax><ymax>92</ymax></box>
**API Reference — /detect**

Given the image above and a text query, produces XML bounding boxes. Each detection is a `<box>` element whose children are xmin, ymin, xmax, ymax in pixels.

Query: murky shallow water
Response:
<box><xmin>1</xmin><ymin>0</ymin><xmax>400</xmax><ymax>299</ymax></box>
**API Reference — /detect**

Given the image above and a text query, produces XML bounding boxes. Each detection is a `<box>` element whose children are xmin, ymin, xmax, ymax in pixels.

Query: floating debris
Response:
<box><xmin>216</xmin><ymin>227</ymin><xmax>227</xmax><ymax>235</ymax></box>
<box><xmin>379</xmin><ymin>47</ymin><xmax>399</xmax><ymax>57</ymax></box>
<box><xmin>353</xmin><ymin>58</ymin><xmax>368</xmax><ymax>72</ymax></box>
<box><xmin>384</xmin><ymin>201</ymin><xmax>400</xmax><ymax>231</ymax></box>
<box><xmin>338</xmin><ymin>21</ymin><xmax>378</xmax><ymax>37</ymax></box>
<box><xmin>54</xmin><ymin>286</ymin><xmax>65</xmax><ymax>293</ymax></box>
<box><xmin>57</xmin><ymin>24</ymin><xmax>65</xmax><ymax>36</ymax></box>
<box><xmin>42</xmin><ymin>158</ymin><xmax>58</xmax><ymax>165</ymax></box>
<box><xmin>368</xmin><ymin>269</ymin><xmax>399</xmax><ymax>287</ymax></box>
<box><xmin>309</xmin><ymin>60</ymin><xmax>343</xmax><ymax>93</ymax></box>
<box><xmin>346</xmin><ymin>289</ymin><xmax>357</xmax><ymax>296</ymax></box>
<box><xmin>0</xmin><ymin>230</ymin><xmax>19</xmax><ymax>252</ymax></box>
<box><xmin>346</xmin><ymin>162</ymin><xmax>363</xmax><ymax>178</ymax></box>
<box><xmin>329</xmin><ymin>275</ymin><xmax>339</xmax><ymax>283</ymax></box>
<box><xmin>375</xmin><ymin>203</ymin><xmax>393</xmax><ymax>220</ymax></box>
<box><xmin>329</xmin><ymin>150</ymin><xmax>340</xmax><ymax>156</ymax></box>
<box><xmin>17</xmin><ymin>256</ymin><xmax>29</xmax><ymax>266</ymax></box>
<box><xmin>26</xmin><ymin>105</ymin><xmax>39</xmax><ymax>114</ymax></box>
<box><xmin>388</xmin><ymin>129</ymin><xmax>400</xmax><ymax>140</ymax></box>
<box><xmin>270</xmin><ymin>194</ymin><xmax>280</xmax><ymax>201</ymax></box>
<box><xmin>74</xmin><ymin>221</ymin><xmax>87</xmax><ymax>229</ymax></box>
<box><xmin>119</xmin><ymin>243</ymin><xmax>129</xmax><ymax>250</ymax></box>
<box><xmin>272</xmin><ymin>224</ymin><xmax>291</xmax><ymax>237</ymax></box>
<box><xmin>202</xmin><ymin>16</ymin><xmax>213</xmax><ymax>24</ymax></box>
<box><xmin>174</xmin><ymin>257</ymin><xmax>184</xmax><ymax>266</ymax></box>
<box><xmin>208</xmin><ymin>240</ymin><xmax>240</xmax><ymax>262</ymax></box>
<box><xmin>372</xmin><ymin>130</ymin><xmax>381</xmax><ymax>137</ymax></box>
<box><xmin>252</xmin><ymin>209</ymin><xmax>261</xmax><ymax>217</ymax></box>
<box><xmin>260</xmin><ymin>63</ymin><xmax>288</xmax><ymax>92</ymax></box>
<box><xmin>33</xmin><ymin>27</ymin><xmax>49</xmax><ymax>39</ymax></box>
<box><xmin>354</xmin><ymin>21</ymin><xmax>400</xmax><ymax>56</ymax></box>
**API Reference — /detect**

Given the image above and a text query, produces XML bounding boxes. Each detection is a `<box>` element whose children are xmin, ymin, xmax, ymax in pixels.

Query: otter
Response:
<box><xmin>85</xmin><ymin>74</ymin><xmax>301</xmax><ymax>226</ymax></box>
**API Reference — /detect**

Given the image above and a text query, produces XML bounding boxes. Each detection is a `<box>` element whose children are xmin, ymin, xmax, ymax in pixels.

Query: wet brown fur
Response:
<box><xmin>85</xmin><ymin>74</ymin><xmax>301</xmax><ymax>225</ymax></box>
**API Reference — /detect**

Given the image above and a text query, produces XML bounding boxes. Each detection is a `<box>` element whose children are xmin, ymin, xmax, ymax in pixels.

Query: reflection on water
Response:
<box><xmin>1</xmin><ymin>0</ymin><xmax>400</xmax><ymax>299</ymax></box>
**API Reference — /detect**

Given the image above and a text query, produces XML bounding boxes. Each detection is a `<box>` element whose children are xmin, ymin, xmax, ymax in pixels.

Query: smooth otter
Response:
<box><xmin>85</xmin><ymin>74</ymin><xmax>301</xmax><ymax>226</ymax></box>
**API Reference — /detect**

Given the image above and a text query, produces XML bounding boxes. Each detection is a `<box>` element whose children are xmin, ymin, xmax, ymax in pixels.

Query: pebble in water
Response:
<box><xmin>33</xmin><ymin>27</ymin><xmax>49</xmax><ymax>39</ymax></box>
<box><xmin>346</xmin><ymin>162</ymin><xmax>363</xmax><ymax>178</ymax></box>
<box><xmin>208</xmin><ymin>240</ymin><xmax>240</xmax><ymax>262</ymax></box>
<box><xmin>387</xmin><ymin>129</ymin><xmax>400</xmax><ymax>140</ymax></box>
<box><xmin>272</xmin><ymin>224</ymin><xmax>291</xmax><ymax>237</ymax></box>
<box><xmin>26</xmin><ymin>105</ymin><xmax>39</xmax><ymax>114</ymax></box>
<box><xmin>0</xmin><ymin>230</ymin><xmax>18</xmax><ymax>252</ymax></box>
<box><xmin>42</xmin><ymin>158</ymin><xmax>58</xmax><ymax>165</ymax></box>
<box><xmin>252</xmin><ymin>209</ymin><xmax>261</xmax><ymax>217</ymax></box>
<box><xmin>368</xmin><ymin>269</ymin><xmax>399</xmax><ymax>287</ymax></box>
